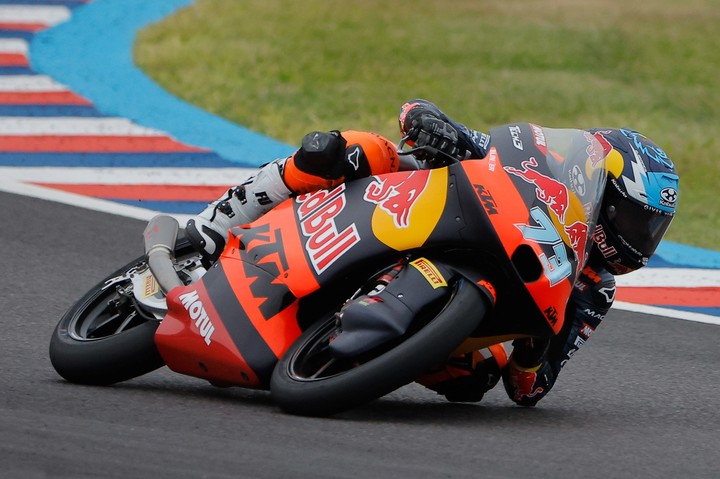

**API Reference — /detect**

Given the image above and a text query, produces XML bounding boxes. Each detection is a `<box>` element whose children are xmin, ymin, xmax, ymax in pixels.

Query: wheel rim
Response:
<box><xmin>285</xmin><ymin>316</ymin><xmax>363</xmax><ymax>382</ymax></box>
<box><xmin>68</xmin><ymin>279</ymin><xmax>154</xmax><ymax>342</ymax></box>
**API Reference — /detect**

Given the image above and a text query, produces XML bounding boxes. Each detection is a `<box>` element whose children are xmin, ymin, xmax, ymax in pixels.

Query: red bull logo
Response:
<box><xmin>564</xmin><ymin>220</ymin><xmax>589</xmax><ymax>267</ymax></box>
<box><xmin>363</xmin><ymin>170</ymin><xmax>431</xmax><ymax>229</ymax></box>
<box><xmin>296</xmin><ymin>184</ymin><xmax>360</xmax><ymax>274</ymax></box>
<box><xmin>588</xmin><ymin>131</ymin><xmax>611</xmax><ymax>167</ymax></box>
<box><xmin>505</xmin><ymin>157</ymin><xmax>569</xmax><ymax>223</ymax></box>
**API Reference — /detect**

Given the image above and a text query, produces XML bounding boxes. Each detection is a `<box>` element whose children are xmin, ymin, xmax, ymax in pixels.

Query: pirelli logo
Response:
<box><xmin>143</xmin><ymin>275</ymin><xmax>160</xmax><ymax>298</ymax></box>
<box><xmin>410</xmin><ymin>257</ymin><xmax>447</xmax><ymax>289</ymax></box>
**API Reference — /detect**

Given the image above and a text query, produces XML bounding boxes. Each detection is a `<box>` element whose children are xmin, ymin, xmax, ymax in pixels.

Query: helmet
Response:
<box><xmin>589</xmin><ymin>128</ymin><xmax>679</xmax><ymax>275</ymax></box>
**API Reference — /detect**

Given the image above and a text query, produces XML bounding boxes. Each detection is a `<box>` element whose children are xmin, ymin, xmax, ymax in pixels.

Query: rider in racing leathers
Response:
<box><xmin>185</xmin><ymin>99</ymin><xmax>680</xmax><ymax>406</ymax></box>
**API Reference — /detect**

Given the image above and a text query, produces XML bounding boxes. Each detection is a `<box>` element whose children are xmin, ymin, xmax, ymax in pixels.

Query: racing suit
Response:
<box><xmin>186</xmin><ymin>99</ymin><xmax>618</xmax><ymax>406</ymax></box>
<box><xmin>396</xmin><ymin>99</ymin><xmax>617</xmax><ymax>406</ymax></box>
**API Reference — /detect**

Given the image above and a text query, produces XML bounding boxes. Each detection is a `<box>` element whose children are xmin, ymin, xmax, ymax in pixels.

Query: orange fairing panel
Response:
<box><xmin>463</xmin><ymin>152</ymin><xmax>572</xmax><ymax>334</ymax></box>
<box><xmin>226</xmin><ymin>199</ymin><xmax>321</xmax><ymax>298</ymax></box>
<box><xmin>156</xmin><ymin>280</ymin><xmax>263</xmax><ymax>387</ymax></box>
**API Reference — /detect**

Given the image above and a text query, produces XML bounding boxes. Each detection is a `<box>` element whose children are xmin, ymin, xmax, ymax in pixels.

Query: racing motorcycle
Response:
<box><xmin>49</xmin><ymin>124</ymin><xmax>608</xmax><ymax>416</ymax></box>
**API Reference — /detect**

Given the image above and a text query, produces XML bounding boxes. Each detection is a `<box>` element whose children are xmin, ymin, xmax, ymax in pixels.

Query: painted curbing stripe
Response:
<box><xmin>0</xmin><ymin>152</ymin><xmax>241</xmax><ymax>167</ymax></box>
<box><xmin>0</xmin><ymin>105</ymin><xmax>103</xmax><ymax>116</ymax></box>
<box><xmin>110</xmin><ymin>199</ymin><xmax>210</xmax><ymax>214</ymax></box>
<box><xmin>0</xmin><ymin>135</ymin><xmax>208</xmax><ymax>152</ymax></box>
<box><xmin>0</xmin><ymin>1</ymin><xmax>89</xmax><ymax>7</ymax></box>
<box><xmin>0</xmin><ymin>23</ymin><xmax>43</xmax><ymax>34</ymax></box>
<box><xmin>0</xmin><ymin>52</ymin><xmax>27</xmax><ymax>66</ymax></box>
<box><xmin>0</xmin><ymin>5</ymin><xmax>71</xmax><ymax>26</ymax></box>
<box><xmin>30</xmin><ymin>0</ymin><xmax>296</xmax><ymax>166</ymax></box>
<box><xmin>0</xmin><ymin>74</ymin><xmax>69</xmax><ymax>91</ymax></box>
<box><xmin>34</xmin><ymin>183</ymin><xmax>232</xmax><ymax>201</ymax></box>
<box><xmin>0</xmin><ymin>37</ymin><xmax>27</xmax><ymax>53</ymax></box>
<box><xmin>0</xmin><ymin>166</ymin><xmax>254</xmax><ymax>184</ymax></box>
<box><xmin>0</xmin><ymin>90</ymin><xmax>91</xmax><ymax>104</ymax></box>
<box><xmin>0</xmin><ymin>66</ymin><xmax>32</xmax><ymax>75</ymax></box>
<box><xmin>616</xmin><ymin>287</ymin><xmax>720</xmax><ymax>308</ymax></box>
<box><xmin>0</xmin><ymin>117</ymin><xmax>167</xmax><ymax>135</ymax></box>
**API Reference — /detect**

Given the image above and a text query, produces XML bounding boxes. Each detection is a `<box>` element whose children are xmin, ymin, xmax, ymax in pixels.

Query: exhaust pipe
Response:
<box><xmin>143</xmin><ymin>215</ymin><xmax>184</xmax><ymax>293</ymax></box>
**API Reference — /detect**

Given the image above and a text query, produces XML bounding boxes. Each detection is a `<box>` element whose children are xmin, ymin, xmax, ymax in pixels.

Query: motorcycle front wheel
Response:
<box><xmin>49</xmin><ymin>237</ymin><xmax>196</xmax><ymax>385</ymax></box>
<box><xmin>270</xmin><ymin>278</ymin><xmax>488</xmax><ymax>416</ymax></box>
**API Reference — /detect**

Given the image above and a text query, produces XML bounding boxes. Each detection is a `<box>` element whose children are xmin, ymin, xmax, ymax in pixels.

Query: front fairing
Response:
<box><xmin>460</xmin><ymin>124</ymin><xmax>607</xmax><ymax>334</ymax></box>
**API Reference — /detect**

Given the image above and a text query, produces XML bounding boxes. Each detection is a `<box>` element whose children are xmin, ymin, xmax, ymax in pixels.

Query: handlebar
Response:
<box><xmin>397</xmin><ymin>134</ymin><xmax>462</xmax><ymax>166</ymax></box>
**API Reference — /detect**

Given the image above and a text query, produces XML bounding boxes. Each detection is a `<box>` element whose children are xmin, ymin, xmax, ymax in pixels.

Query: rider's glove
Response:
<box><xmin>407</xmin><ymin>114</ymin><xmax>464</xmax><ymax>163</ymax></box>
<box><xmin>416</xmin><ymin>350</ymin><xmax>504</xmax><ymax>403</ymax></box>
<box><xmin>502</xmin><ymin>358</ymin><xmax>556</xmax><ymax>407</ymax></box>
<box><xmin>399</xmin><ymin>100</ymin><xmax>466</xmax><ymax>163</ymax></box>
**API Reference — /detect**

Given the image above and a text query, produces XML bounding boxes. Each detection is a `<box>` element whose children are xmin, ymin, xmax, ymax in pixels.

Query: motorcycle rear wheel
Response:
<box><xmin>49</xmin><ymin>238</ymin><xmax>195</xmax><ymax>385</ymax></box>
<box><xmin>270</xmin><ymin>278</ymin><xmax>488</xmax><ymax>416</ymax></box>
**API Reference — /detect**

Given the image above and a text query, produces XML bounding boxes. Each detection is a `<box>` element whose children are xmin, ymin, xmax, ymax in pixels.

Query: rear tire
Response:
<box><xmin>270</xmin><ymin>278</ymin><xmax>488</xmax><ymax>416</ymax></box>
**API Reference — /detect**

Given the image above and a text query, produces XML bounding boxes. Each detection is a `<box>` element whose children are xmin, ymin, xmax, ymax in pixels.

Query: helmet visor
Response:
<box><xmin>603</xmin><ymin>184</ymin><xmax>674</xmax><ymax>257</ymax></box>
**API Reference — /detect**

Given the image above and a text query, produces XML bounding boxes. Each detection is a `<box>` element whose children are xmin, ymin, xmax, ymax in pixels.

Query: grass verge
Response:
<box><xmin>135</xmin><ymin>0</ymin><xmax>719</xmax><ymax>250</ymax></box>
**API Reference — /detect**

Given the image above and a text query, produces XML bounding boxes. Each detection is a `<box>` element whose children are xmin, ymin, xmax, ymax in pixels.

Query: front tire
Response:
<box><xmin>49</xmin><ymin>237</ymin><xmax>196</xmax><ymax>385</ymax></box>
<box><xmin>270</xmin><ymin>278</ymin><xmax>488</xmax><ymax>416</ymax></box>
<box><xmin>49</xmin><ymin>258</ymin><xmax>165</xmax><ymax>385</ymax></box>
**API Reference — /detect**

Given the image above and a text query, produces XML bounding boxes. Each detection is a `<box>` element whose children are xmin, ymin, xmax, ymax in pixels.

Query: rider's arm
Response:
<box><xmin>398</xmin><ymin>99</ymin><xmax>491</xmax><ymax>159</ymax></box>
<box><xmin>503</xmin><ymin>259</ymin><xmax>616</xmax><ymax>406</ymax></box>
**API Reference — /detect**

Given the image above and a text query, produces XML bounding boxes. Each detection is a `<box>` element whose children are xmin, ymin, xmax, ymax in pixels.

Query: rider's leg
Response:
<box><xmin>186</xmin><ymin>130</ymin><xmax>399</xmax><ymax>259</ymax></box>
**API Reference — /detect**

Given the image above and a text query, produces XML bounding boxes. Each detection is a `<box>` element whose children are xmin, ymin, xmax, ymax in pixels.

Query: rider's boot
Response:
<box><xmin>185</xmin><ymin>158</ymin><xmax>293</xmax><ymax>260</ymax></box>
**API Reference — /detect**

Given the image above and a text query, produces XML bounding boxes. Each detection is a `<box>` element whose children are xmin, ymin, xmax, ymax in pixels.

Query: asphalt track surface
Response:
<box><xmin>1</xmin><ymin>189</ymin><xmax>718</xmax><ymax>479</ymax></box>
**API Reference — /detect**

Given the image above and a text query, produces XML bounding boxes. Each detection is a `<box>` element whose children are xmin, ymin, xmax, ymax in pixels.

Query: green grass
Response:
<box><xmin>135</xmin><ymin>0</ymin><xmax>720</xmax><ymax>250</ymax></box>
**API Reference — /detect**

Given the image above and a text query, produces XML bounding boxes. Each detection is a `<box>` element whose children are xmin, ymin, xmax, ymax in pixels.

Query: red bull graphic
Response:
<box><xmin>505</xmin><ymin>157</ymin><xmax>570</xmax><ymax>223</ymax></box>
<box><xmin>363</xmin><ymin>170</ymin><xmax>431</xmax><ymax>229</ymax></box>
<box><xmin>588</xmin><ymin>131</ymin><xmax>611</xmax><ymax>167</ymax></box>
<box><xmin>564</xmin><ymin>221</ymin><xmax>589</xmax><ymax>267</ymax></box>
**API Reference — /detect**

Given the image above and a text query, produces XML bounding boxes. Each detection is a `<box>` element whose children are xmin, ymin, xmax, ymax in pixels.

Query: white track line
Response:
<box><xmin>0</xmin><ymin>176</ymin><xmax>191</xmax><ymax>223</ymax></box>
<box><xmin>614</xmin><ymin>301</ymin><xmax>720</xmax><ymax>326</ymax></box>
<box><xmin>615</xmin><ymin>268</ymin><xmax>720</xmax><ymax>288</ymax></box>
